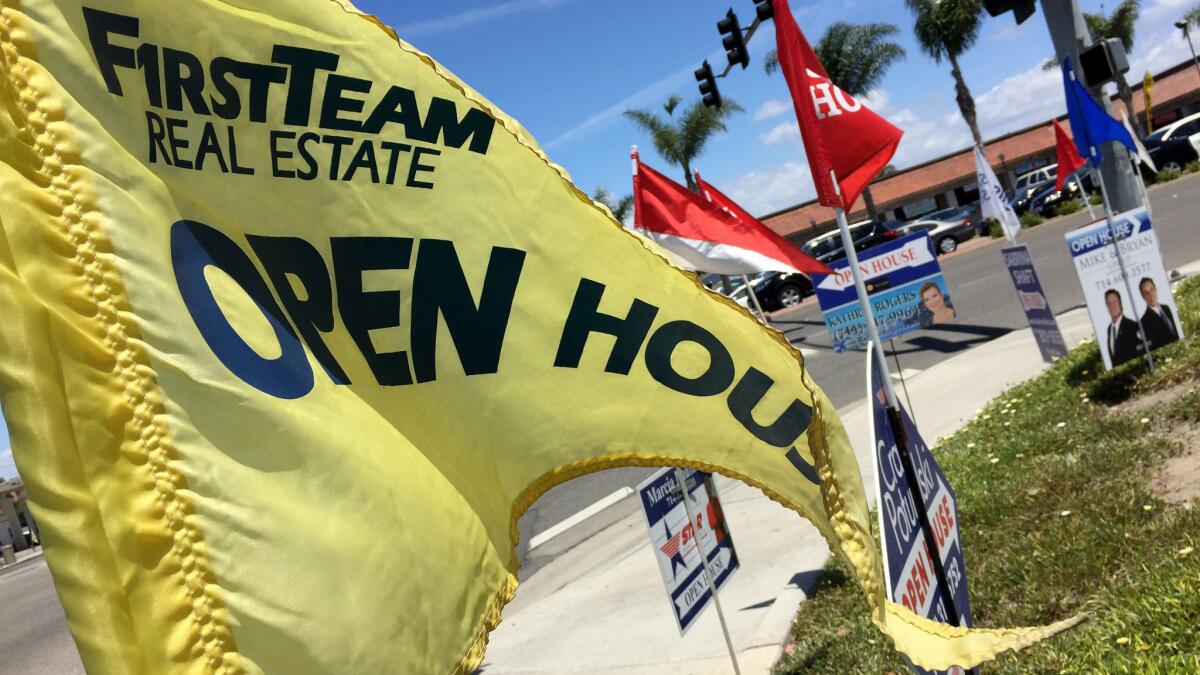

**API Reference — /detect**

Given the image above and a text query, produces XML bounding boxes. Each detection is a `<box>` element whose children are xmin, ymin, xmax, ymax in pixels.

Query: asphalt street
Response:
<box><xmin>0</xmin><ymin>557</ymin><xmax>85</xmax><ymax>675</ymax></box>
<box><xmin>515</xmin><ymin>175</ymin><xmax>1200</xmax><ymax>576</ymax></box>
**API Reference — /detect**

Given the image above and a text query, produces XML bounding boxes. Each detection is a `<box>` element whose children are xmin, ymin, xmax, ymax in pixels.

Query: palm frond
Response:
<box><xmin>623</xmin><ymin>108</ymin><xmax>683</xmax><ymax>166</ymax></box>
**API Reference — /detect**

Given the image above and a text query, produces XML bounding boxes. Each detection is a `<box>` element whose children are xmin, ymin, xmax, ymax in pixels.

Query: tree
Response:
<box><xmin>592</xmin><ymin>187</ymin><xmax>633</xmax><ymax>224</ymax></box>
<box><xmin>762</xmin><ymin>23</ymin><xmax>906</xmax><ymax>222</ymax></box>
<box><xmin>623</xmin><ymin>95</ymin><xmax>742</xmax><ymax>191</ymax></box>
<box><xmin>906</xmin><ymin>0</ymin><xmax>985</xmax><ymax>148</ymax></box>
<box><xmin>763</xmin><ymin>22</ymin><xmax>906</xmax><ymax>94</ymax></box>
<box><xmin>1042</xmin><ymin>2</ymin><xmax>1142</xmax><ymax>136</ymax></box>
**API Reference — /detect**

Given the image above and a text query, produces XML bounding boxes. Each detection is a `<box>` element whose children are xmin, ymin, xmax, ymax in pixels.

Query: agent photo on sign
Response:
<box><xmin>1104</xmin><ymin>288</ymin><xmax>1146</xmax><ymax>367</ymax></box>
<box><xmin>1138</xmin><ymin>277</ymin><xmax>1181</xmax><ymax>350</ymax></box>
<box><xmin>918</xmin><ymin>281</ymin><xmax>956</xmax><ymax>328</ymax></box>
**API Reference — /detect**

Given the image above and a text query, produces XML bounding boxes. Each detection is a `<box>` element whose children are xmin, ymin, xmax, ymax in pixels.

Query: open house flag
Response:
<box><xmin>772</xmin><ymin>0</ymin><xmax>903</xmax><ymax>209</ymax></box>
<box><xmin>1061</xmin><ymin>57</ymin><xmax>1136</xmax><ymax>165</ymax></box>
<box><xmin>0</xmin><ymin>1</ymin><xmax>1079</xmax><ymax>673</ymax></box>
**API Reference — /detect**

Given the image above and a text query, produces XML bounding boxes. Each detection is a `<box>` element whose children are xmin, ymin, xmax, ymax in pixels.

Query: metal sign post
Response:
<box><xmin>672</xmin><ymin>468</ymin><xmax>741</xmax><ymax>675</ymax></box>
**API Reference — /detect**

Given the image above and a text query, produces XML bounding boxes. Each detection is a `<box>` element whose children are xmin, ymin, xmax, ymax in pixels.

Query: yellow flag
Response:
<box><xmin>0</xmin><ymin>1</ymin><xmax>1080</xmax><ymax>673</ymax></box>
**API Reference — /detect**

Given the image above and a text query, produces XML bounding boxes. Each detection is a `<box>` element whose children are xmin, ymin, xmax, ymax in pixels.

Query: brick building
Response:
<box><xmin>762</xmin><ymin>57</ymin><xmax>1200</xmax><ymax>244</ymax></box>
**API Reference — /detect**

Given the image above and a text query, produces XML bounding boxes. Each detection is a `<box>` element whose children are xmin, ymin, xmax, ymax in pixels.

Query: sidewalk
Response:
<box><xmin>0</xmin><ymin>543</ymin><xmax>45</xmax><ymax>576</ymax></box>
<box><xmin>479</xmin><ymin>261</ymin><xmax>1200</xmax><ymax>674</ymax></box>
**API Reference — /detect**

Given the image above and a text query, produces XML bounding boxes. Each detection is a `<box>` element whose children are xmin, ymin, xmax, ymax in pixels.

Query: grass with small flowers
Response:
<box><xmin>774</xmin><ymin>275</ymin><xmax>1200</xmax><ymax>674</ymax></box>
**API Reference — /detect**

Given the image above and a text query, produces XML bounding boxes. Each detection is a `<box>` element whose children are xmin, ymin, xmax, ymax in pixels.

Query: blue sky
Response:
<box><xmin>0</xmin><ymin>0</ymin><xmax>1196</xmax><ymax>480</ymax></box>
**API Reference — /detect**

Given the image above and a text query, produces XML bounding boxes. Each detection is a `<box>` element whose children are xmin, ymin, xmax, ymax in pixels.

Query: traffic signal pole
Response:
<box><xmin>1041</xmin><ymin>0</ymin><xmax>1142</xmax><ymax>213</ymax></box>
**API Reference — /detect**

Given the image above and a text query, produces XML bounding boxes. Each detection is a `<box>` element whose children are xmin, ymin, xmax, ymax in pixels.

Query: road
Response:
<box><xmin>0</xmin><ymin>557</ymin><xmax>84</xmax><ymax>674</ymax></box>
<box><xmin>514</xmin><ymin>174</ymin><xmax>1200</xmax><ymax>576</ymax></box>
<box><xmin>7</xmin><ymin>177</ymin><xmax>1199</xmax><ymax>665</ymax></box>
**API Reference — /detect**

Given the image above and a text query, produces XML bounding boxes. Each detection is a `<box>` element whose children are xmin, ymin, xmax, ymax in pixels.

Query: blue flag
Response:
<box><xmin>1062</xmin><ymin>57</ymin><xmax>1136</xmax><ymax>166</ymax></box>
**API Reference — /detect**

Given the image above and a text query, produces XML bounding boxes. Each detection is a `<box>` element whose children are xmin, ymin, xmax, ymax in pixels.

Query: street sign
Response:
<box><xmin>1065</xmin><ymin>207</ymin><xmax>1184</xmax><ymax>370</ymax></box>
<box><xmin>1002</xmin><ymin>244</ymin><xmax>1069</xmax><ymax>363</ymax></box>
<box><xmin>814</xmin><ymin>233</ymin><xmax>955</xmax><ymax>352</ymax></box>
<box><xmin>869</xmin><ymin>347</ymin><xmax>972</xmax><ymax>674</ymax></box>
<box><xmin>638</xmin><ymin>467</ymin><xmax>739</xmax><ymax>634</ymax></box>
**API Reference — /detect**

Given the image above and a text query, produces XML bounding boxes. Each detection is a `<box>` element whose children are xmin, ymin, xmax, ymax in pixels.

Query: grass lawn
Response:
<box><xmin>775</xmin><ymin>275</ymin><xmax>1200</xmax><ymax>674</ymax></box>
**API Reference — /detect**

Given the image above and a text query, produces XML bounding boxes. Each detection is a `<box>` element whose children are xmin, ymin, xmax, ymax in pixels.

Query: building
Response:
<box><xmin>0</xmin><ymin>478</ymin><xmax>39</xmax><ymax>552</ymax></box>
<box><xmin>762</xmin><ymin>57</ymin><xmax>1200</xmax><ymax>244</ymax></box>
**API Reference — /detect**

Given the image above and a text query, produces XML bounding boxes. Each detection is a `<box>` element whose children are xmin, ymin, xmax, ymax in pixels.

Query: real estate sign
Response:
<box><xmin>638</xmin><ymin>467</ymin><xmax>739</xmax><ymax>634</ymax></box>
<box><xmin>1001</xmin><ymin>244</ymin><xmax>1068</xmax><ymax>363</ymax></box>
<box><xmin>815</xmin><ymin>233</ymin><xmax>955</xmax><ymax>352</ymax></box>
<box><xmin>1065</xmin><ymin>208</ymin><xmax>1183</xmax><ymax>370</ymax></box>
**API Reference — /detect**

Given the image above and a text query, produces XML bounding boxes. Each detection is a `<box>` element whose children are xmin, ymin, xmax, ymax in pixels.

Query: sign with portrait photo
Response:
<box><xmin>1065</xmin><ymin>208</ymin><xmax>1184</xmax><ymax>370</ymax></box>
<box><xmin>814</xmin><ymin>233</ymin><xmax>955</xmax><ymax>352</ymax></box>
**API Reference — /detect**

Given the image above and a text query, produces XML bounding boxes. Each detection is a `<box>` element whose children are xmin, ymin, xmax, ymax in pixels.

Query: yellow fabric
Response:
<box><xmin>0</xmin><ymin>1</ymin><xmax>1081</xmax><ymax>673</ymax></box>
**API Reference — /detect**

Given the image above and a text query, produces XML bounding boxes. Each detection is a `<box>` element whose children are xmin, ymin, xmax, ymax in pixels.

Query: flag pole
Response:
<box><xmin>672</xmin><ymin>468</ymin><xmax>741</xmax><ymax>675</ymax></box>
<box><xmin>1092</xmin><ymin>159</ymin><xmax>1156</xmax><ymax>372</ymax></box>
<box><xmin>739</xmin><ymin>274</ymin><xmax>769</xmax><ymax>323</ymax></box>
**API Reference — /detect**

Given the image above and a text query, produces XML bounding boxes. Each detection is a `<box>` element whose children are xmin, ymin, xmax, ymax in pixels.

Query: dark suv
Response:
<box><xmin>1143</xmin><ymin>113</ymin><xmax>1200</xmax><ymax>174</ymax></box>
<box><xmin>799</xmin><ymin>219</ymin><xmax>901</xmax><ymax>266</ymax></box>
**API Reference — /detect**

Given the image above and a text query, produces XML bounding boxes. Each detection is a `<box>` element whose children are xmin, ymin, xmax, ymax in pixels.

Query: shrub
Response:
<box><xmin>1019</xmin><ymin>212</ymin><xmax>1045</xmax><ymax>227</ymax></box>
<box><xmin>1055</xmin><ymin>200</ymin><xmax>1082</xmax><ymax>217</ymax></box>
<box><xmin>1155</xmin><ymin>167</ymin><xmax>1182</xmax><ymax>183</ymax></box>
<box><xmin>1186</xmin><ymin>160</ymin><xmax>1200</xmax><ymax>173</ymax></box>
<box><xmin>983</xmin><ymin>218</ymin><xmax>1005</xmax><ymax>238</ymax></box>
<box><xmin>1089</xmin><ymin>194</ymin><xmax>1102</xmax><ymax>205</ymax></box>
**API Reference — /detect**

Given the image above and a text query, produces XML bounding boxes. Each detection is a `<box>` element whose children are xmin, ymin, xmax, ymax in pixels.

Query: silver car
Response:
<box><xmin>897</xmin><ymin>215</ymin><xmax>977</xmax><ymax>255</ymax></box>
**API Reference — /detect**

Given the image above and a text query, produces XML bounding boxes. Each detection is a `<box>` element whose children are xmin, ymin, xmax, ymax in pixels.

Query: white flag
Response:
<box><xmin>1119</xmin><ymin>111</ymin><xmax>1157</xmax><ymax>173</ymax></box>
<box><xmin>974</xmin><ymin>147</ymin><xmax>1022</xmax><ymax>242</ymax></box>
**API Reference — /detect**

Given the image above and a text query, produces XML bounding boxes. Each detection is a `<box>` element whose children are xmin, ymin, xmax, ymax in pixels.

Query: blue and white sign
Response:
<box><xmin>1065</xmin><ymin>208</ymin><xmax>1184</xmax><ymax>370</ymax></box>
<box><xmin>869</xmin><ymin>349</ymin><xmax>972</xmax><ymax>674</ymax></box>
<box><xmin>815</xmin><ymin>233</ymin><xmax>955</xmax><ymax>352</ymax></box>
<box><xmin>1002</xmin><ymin>244</ymin><xmax>1068</xmax><ymax>363</ymax></box>
<box><xmin>638</xmin><ymin>468</ymin><xmax>739</xmax><ymax>634</ymax></box>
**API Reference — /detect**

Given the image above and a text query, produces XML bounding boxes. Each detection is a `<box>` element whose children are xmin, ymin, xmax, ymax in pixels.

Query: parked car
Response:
<box><xmin>752</xmin><ymin>271</ymin><xmax>814</xmax><ymax>311</ymax></box>
<box><xmin>799</xmin><ymin>219</ymin><xmax>901</xmax><ymax>265</ymax></box>
<box><xmin>896</xmin><ymin>215</ymin><xmax>976</xmax><ymax>255</ymax></box>
<box><xmin>1143</xmin><ymin>111</ymin><xmax>1200</xmax><ymax>174</ymax></box>
<box><xmin>1013</xmin><ymin>164</ymin><xmax>1058</xmax><ymax>192</ymax></box>
<box><xmin>916</xmin><ymin>202</ymin><xmax>982</xmax><ymax>231</ymax></box>
<box><xmin>1011</xmin><ymin>177</ymin><xmax>1055</xmax><ymax>215</ymax></box>
<box><xmin>1028</xmin><ymin>170</ymin><xmax>1096</xmax><ymax>217</ymax></box>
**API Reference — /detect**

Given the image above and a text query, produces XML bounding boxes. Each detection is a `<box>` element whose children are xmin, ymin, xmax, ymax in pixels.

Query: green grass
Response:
<box><xmin>1185</xmin><ymin>160</ymin><xmax>1200</xmax><ymax>174</ymax></box>
<box><xmin>1020</xmin><ymin>212</ymin><xmax>1045</xmax><ymax>227</ymax></box>
<box><xmin>1055</xmin><ymin>200</ymin><xmax>1083</xmax><ymax>217</ymax></box>
<box><xmin>1155</xmin><ymin>168</ymin><xmax>1182</xmax><ymax>183</ymax></box>
<box><xmin>775</xmin><ymin>276</ymin><xmax>1200</xmax><ymax>674</ymax></box>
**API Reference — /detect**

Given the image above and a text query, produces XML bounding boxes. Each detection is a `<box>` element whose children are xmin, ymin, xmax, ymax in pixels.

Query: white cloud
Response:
<box><xmin>1142</xmin><ymin>0</ymin><xmax>1193</xmax><ymax>25</ymax></box>
<box><xmin>725</xmin><ymin>161</ymin><xmax>814</xmax><ymax>215</ymax></box>
<box><xmin>0</xmin><ymin>449</ymin><xmax>16</xmax><ymax>480</ymax></box>
<box><xmin>754</xmin><ymin>98</ymin><xmax>791</xmax><ymax>121</ymax></box>
<box><xmin>545</xmin><ymin>64</ymin><xmax>695</xmax><ymax>151</ymax></box>
<box><xmin>396</xmin><ymin>0</ymin><xmax>577</xmax><ymax>37</ymax></box>
<box><xmin>760</xmin><ymin>121</ymin><xmax>800</xmax><ymax>146</ymax></box>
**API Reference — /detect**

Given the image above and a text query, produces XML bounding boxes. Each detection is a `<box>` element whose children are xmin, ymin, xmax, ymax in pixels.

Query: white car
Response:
<box><xmin>1013</xmin><ymin>164</ymin><xmax>1058</xmax><ymax>192</ymax></box>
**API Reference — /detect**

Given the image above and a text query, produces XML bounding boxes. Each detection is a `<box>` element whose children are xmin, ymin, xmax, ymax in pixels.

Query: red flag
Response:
<box><xmin>631</xmin><ymin>152</ymin><xmax>831</xmax><ymax>275</ymax></box>
<box><xmin>695</xmin><ymin>171</ymin><xmax>833</xmax><ymax>275</ymax></box>
<box><xmin>1052</xmin><ymin>118</ymin><xmax>1086</xmax><ymax>192</ymax></box>
<box><xmin>773</xmin><ymin>0</ymin><xmax>903</xmax><ymax>210</ymax></box>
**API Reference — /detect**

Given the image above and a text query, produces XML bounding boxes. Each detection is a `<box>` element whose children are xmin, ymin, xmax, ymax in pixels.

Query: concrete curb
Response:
<box><xmin>0</xmin><ymin>546</ymin><xmax>44</xmax><ymax>577</ymax></box>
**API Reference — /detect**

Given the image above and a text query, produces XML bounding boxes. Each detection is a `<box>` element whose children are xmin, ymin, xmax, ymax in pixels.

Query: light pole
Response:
<box><xmin>1176</xmin><ymin>20</ymin><xmax>1200</xmax><ymax>83</ymax></box>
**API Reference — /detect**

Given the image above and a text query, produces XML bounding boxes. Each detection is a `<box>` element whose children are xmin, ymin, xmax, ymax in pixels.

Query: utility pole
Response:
<box><xmin>1040</xmin><ymin>0</ymin><xmax>1141</xmax><ymax>213</ymax></box>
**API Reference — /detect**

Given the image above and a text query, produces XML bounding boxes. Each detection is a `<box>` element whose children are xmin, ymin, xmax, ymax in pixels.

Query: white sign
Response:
<box><xmin>1065</xmin><ymin>208</ymin><xmax>1184</xmax><ymax>370</ymax></box>
<box><xmin>974</xmin><ymin>147</ymin><xmax>1021</xmax><ymax>242</ymax></box>
<box><xmin>637</xmin><ymin>468</ymin><xmax>739</xmax><ymax>634</ymax></box>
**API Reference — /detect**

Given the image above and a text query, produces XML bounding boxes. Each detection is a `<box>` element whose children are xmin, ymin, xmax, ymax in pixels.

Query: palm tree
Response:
<box><xmin>1188</xmin><ymin>2</ymin><xmax>1200</xmax><ymax>26</ymax></box>
<box><xmin>762</xmin><ymin>23</ymin><xmax>906</xmax><ymax>221</ymax></box>
<box><xmin>623</xmin><ymin>95</ymin><xmax>742</xmax><ymax>191</ymax></box>
<box><xmin>763</xmin><ymin>22</ymin><xmax>906</xmax><ymax>93</ymax></box>
<box><xmin>592</xmin><ymin>187</ymin><xmax>633</xmax><ymax>224</ymax></box>
<box><xmin>1042</xmin><ymin>2</ymin><xmax>1143</xmax><ymax>135</ymax></box>
<box><xmin>1088</xmin><ymin>1</ymin><xmax>1143</xmax><ymax>137</ymax></box>
<box><xmin>906</xmin><ymin>0</ymin><xmax>985</xmax><ymax>148</ymax></box>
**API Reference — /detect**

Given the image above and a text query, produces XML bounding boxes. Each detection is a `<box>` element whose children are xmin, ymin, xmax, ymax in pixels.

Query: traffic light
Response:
<box><xmin>754</xmin><ymin>0</ymin><xmax>774</xmax><ymax>22</ymax></box>
<box><xmin>983</xmin><ymin>0</ymin><xmax>1036</xmax><ymax>25</ymax></box>
<box><xmin>718</xmin><ymin>9</ymin><xmax>749</xmax><ymax>70</ymax></box>
<box><xmin>1078</xmin><ymin>38</ymin><xmax>1130</xmax><ymax>87</ymax></box>
<box><xmin>695</xmin><ymin>60</ymin><xmax>722</xmax><ymax>108</ymax></box>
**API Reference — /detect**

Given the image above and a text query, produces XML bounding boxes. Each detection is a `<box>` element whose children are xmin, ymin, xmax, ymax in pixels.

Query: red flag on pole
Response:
<box><xmin>631</xmin><ymin>151</ymin><xmax>832</xmax><ymax>275</ymax></box>
<box><xmin>695</xmin><ymin>171</ymin><xmax>833</xmax><ymax>275</ymax></box>
<box><xmin>1052</xmin><ymin>118</ymin><xmax>1086</xmax><ymax>192</ymax></box>
<box><xmin>772</xmin><ymin>0</ymin><xmax>903</xmax><ymax>209</ymax></box>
